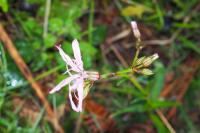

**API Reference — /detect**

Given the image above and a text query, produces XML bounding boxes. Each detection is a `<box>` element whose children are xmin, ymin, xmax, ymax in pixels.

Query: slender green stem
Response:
<box><xmin>128</xmin><ymin>75</ymin><xmax>147</xmax><ymax>95</ymax></box>
<box><xmin>35</xmin><ymin>64</ymin><xmax>64</xmax><ymax>81</ymax></box>
<box><xmin>100</xmin><ymin>68</ymin><xmax>132</xmax><ymax>79</ymax></box>
<box><xmin>43</xmin><ymin>0</ymin><xmax>51</xmax><ymax>38</ymax></box>
<box><xmin>100</xmin><ymin>68</ymin><xmax>147</xmax><ymax>96</ymax></box>
<box><xmin>88</xmin><ymin>1</ymin><xmax>94</xmax><ymax>45</ymax></box>
<box><xmin>132</xmin><ymin>39</ymin><xmax>141</xmax><ymax>66</ymax></box>
<box><xmin>0</xmin><ymin>43</ymin><xmax>7</xmax><ymax>90</ymax></box>
<box><xmin>132</xmin><ymin>48</ymin><xmax>140</xmax><ymax>66</ymax></box>
<box><xmin>116</xmin><ymin>68</ymin><xmax>132</xmax><ymax>74</ymax></box>
<box><xmin>0</xmin><ymin>43</ymin><xmax>7</xmax><ymax>71</ymax></box>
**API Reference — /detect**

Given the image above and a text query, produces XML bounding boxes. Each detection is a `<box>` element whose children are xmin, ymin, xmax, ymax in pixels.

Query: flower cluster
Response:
<box><xmin>130</xmin><ymin>21</ymin><xmax>159</xmax><ymax>75</ymax></box>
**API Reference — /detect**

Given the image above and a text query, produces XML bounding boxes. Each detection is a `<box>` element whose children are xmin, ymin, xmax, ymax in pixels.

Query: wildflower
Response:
<box><xmin>50</xmin><ymin>39</ymin><xmax>99</xmax><ymax>112</ymax></box>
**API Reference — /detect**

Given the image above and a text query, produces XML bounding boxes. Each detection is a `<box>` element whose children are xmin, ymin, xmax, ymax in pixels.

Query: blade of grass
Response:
<box><xmin>88</xmin><ymin>0</ymin><xmax>94</xmax><ymax>45</ymax></box>
<box><xmin>150</xmin><ymin>62</ymin><xmax>165</xmax><ymax>100</ymax></box>
<box><xmin>179</xmin><ymin>36</ymin><xmax>200</xmax><ymax>55</ymax></box>
<box><xmin>153</xmin><ymin>0</ymin><xmax>164</xmax><ymax>29</ymax></box>
<box><xmin>150</xmin><ymin>113</ymin><xmax>168</xmax><ymax>133</ymax></box>
<box><xmin>30</xmin><ymin>107</ymin><xmax>45</xmax><ymax>133</ymax></box>
<box><xmin>0</xmin><ymin>42</ymin><xmax>7</xmax><ymax>72</ymax></box>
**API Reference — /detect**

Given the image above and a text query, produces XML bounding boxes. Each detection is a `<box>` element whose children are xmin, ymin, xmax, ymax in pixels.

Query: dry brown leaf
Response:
<box><xmin>84</xmin><ymin>98</ymin><xmax>118</xmax><ymax>133</ymax></box>
<box><xmin>12</xmin><ymin>97</ymin><xmax>44</xmax><ymax>122</ymax></box>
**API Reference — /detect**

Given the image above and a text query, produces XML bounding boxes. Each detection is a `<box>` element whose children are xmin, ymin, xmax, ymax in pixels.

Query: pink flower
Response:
<box><xmin>50</xmin><ymin>39</ymin><xmax>99</xmax><ymax>112</ymax></box>
<box><xmin>131</xmin><ymin>21</ymin><xmax>141</xmax><ymax>39</ymax></box>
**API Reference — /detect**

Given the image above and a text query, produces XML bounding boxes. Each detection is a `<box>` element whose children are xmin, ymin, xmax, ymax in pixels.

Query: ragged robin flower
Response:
<box><xmin>49</xmin><ymin>39</ymin><xmax>99</xmax><ymax>112</ymax></box>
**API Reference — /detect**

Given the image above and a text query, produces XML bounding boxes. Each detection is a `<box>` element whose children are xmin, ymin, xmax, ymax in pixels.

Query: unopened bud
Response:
<box><xmin>85</xmin><ymin>71</ymin><xmax>100</xmax><ymax>81</ymax></box>
<box><xmin>136</xmin><ymin>56</ymin><xmax>146</xmax><ymax>66</ymax></box>
<box><xmin>151</xmin><ymin>53</ymin><xmax>159</xmax><ymax>61</ymax></box>
<box><xmin>131</xmin><ymin>21</ymin><xmax>141</xmax><ymax>39</ymax></box>
<box><xmin>143</xmin><ymin>53</ymin><xmax>159</xmax><ymax>67</ymax></box>
<box><xmin>140</xmin><ymin>68</ymin><xmax>153</xmax><ymax>75</ymax></box>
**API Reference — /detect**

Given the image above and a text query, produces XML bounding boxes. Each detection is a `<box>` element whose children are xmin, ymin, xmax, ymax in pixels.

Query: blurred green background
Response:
<box><xmin>0</xmin><ymin>0</ymin><xmax>200</xmax><ymax>132</ymax></box>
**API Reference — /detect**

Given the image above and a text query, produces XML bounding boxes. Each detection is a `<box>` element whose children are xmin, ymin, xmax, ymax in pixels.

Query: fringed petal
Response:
<box><xmin>72</xmin><ymin>39</ymin><xmax>83</xmax><ymax>71</ymax></box>
<box><xmin>56</xmin><ymin>46</ymin><xmax>80</xmax><ymax>72</ymax></box>
<box><xmin>49</xmin><ymin>74</ymin><xmax>79</xmax><ymax>94</ymax></box>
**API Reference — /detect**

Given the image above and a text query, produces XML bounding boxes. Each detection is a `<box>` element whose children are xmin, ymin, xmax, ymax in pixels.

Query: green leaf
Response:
<box><xmin>173</xmin><ymin>22</ymin><xmax>199</xmax><ymax>29</ymax></box>
<box><xmin>15</xmin><ymin>40</ymin><xmax>35</xmax><ymax>63</ymax></box>
<box><xmin>0</xmin><ymin>0</ymin><xmax>8</xmax><ymax>12</ymax></box>
<box><xmin>92</xmin><ymin>25</ymin><xmax>107</xmax><ymax>46</ymax></box>
<box><xmin>44</xmin><ymin>34</ymin><xmax>57</xmax><ymax>48</ymax></box>
<box><xmin>179</xmin><ymin>106</ymin><xmax>197</xmax><ymax>132</ymax></box>
<box><xmin>179</xmin><ymin>36</ymin><xmax>200</xmax><ymax>55</ymax></box>
<box><xmin>64</xmin><ymin>19</ymin><xmax>81</xmax><ymax>38</ymax></box>
<box><xmin>23</xmin><ymin>18</ymin><xmax>43</xmax><ymax>35</ymax></box>
<box><xmin>155</xmin><ymin>3</ymin><xmax>164</xmax><ymax>29</ymax></box>
<box><xmin>150</xmin><ymin>114</ymin><xmax>168</xmax><ymax>133</ymax></box>
<box><xmin>49</xmin><ymin>18</ymin><xmax>64</xmax><ymax>33</ymax></box>
<box><xmin>150</xmin><ymin>99</ymin><xmax>179</xmax><ymax>109</ymax></box>
<box><xmin>103</xmin><ymin>86</ymin><xmax>145</xmax><ymax>98</ymax></box>
<box><xmin>121</xmin><ymin>5</ymin><xmax>153</xmax><ymax>18</ymax></box>
<box><xmin>112</xmin><ymin>102</ymin><xmax>148</xmax><ymax>117</ymax></box>
<box><xmin>150</xmin><ymin>62</ymin><xmax>165</xmax><ymax>100</ymax></box>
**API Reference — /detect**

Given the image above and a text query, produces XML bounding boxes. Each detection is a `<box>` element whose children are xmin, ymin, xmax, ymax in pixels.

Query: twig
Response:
<box><xmin>123</xmin><ymin>39</ymin><xmax>172</xmax><ymax>48</ymax></box>
<box><xmin>85</xmin><ymin>99</ymin><xmax>117</xmax><ymax>132</ymax></box>
<box><xmin>0</xmin><ymin>24</ymin><xmax>64</xmax><ymax>133</ymax></box>
<box><xmin>106</xmin><ymin>29</ymin><xmax>131</xmax><ymax>44</ymax></box>
<box><xmin>105</xmin><ymin>29</ymin><xmax>131</xmax><ymax>54</ymax></box>
<box><xmin>160</xmin><ymin>79</ymin><xmax>179</xmax><ymax>97</ymax></box>
<box><xmin>167</xmin><ymin>59</ymin><xmax>200</xmax><ymax>119</ymax></box>
<box><xmin>43</xmin><ymin>0</ymin><xmax>51</xmax><ymax>38</ymax></box>
<box><xmin>156</xmin><ymin>109</ymin><xmax>176</xmax><ymax>133</ymax></box>
<box><xmin>110</xmin><ymin>45</ymin><xmax>129</xmax><ymax>67</ymax></box>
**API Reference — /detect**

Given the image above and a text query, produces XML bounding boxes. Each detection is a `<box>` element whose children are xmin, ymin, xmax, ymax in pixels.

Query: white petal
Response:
<box><xmin>70</xmin><ymin>79</ymin><xmax>79</xmax><ymax>91</ymax></box>
<box><xmin>69</xmin><ymin>89</ymin><xmax>79</xmax><ymax>112</ymax></box>
<box><xmin>56</xmin><ymin>46</ymin><xmax>79</xmax><ymax>72</ymax></box>
<box><xmin>77</xmin><ymin>78</ymin><xmax>84</xmax><ymax>112</ymax></box>
<box><xmin>131</xmin><ymin>21</ymin><xmax>138</xmax><ymax>30</ymax></box>
<box><xmin>68</xmin><ymin>78</ymin><xmax>84</xmax><ymax>112</ymax></box>
<box><xmin>49</xmin><ymin>75</ymin><xmax>79</xmax><ymax>94</ymax></box>
<box><xmin>72</xmin><ymin>39</ymin><xmax>83</xmax><ymax>71</ymax></box>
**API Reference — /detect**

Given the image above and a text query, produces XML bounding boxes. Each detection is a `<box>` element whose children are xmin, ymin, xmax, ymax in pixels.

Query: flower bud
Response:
<box><xmin>136</xmin><ymin>56</ymin><xmax>146</xmax><ymax>66</ymax></box>
<box><xmin>151</xmin><ymin>53</ymin><xmax>159</xmax><ymax>60</ymax></box>
<box><xmin>85</xmin><ymin>71</ymin><xmax>100</xmax><ymax>81</ymax></box>
<box><xmin>131</xmin><ymin>21</ymin><xmax>141</xmax><ymax>39</ymax></box>
<box><xmin>143</xmin><ymin>53</ymin><xmax>159</xmax><ymax>67</ymax></box>
<box><xmin>140</xmin><ymin>68</ymin><xmax>153</xmax><ymax>75</ymax></box>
